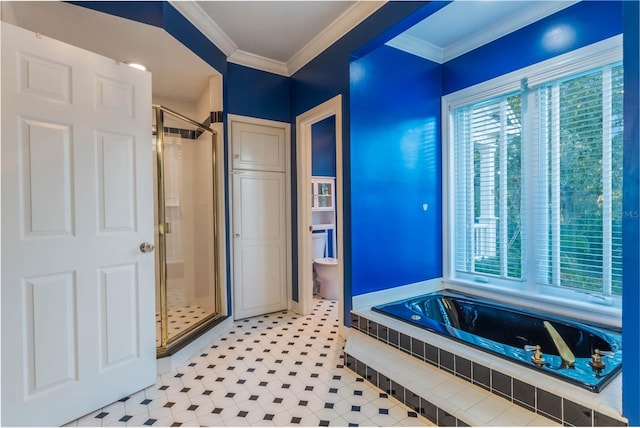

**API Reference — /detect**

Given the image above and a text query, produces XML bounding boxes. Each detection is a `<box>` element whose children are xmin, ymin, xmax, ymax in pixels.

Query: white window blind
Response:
<box><xmin>451</xmin><ymin>61</ymin><xmax>623</xmax><ymax>297</ymax></box>
<box><xmin>453</xmin><ymin>93</ymin><xmax>522</xmax><ymax>280</ymax></box>
<box><xmin>534</xmin><ymin>63</ymin><xmax>624</xmax><ymax>296</ymax></box>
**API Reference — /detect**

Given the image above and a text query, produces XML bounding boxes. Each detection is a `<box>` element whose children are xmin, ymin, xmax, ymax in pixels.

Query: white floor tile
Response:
<box><xmin>325</xmin><ymin>415</ymin><xmax>349</xmax><ymax>426</ymax></box>
<box><xmin>122</xmin><ymin>413</ymin><xmax>152</xmax><ymax>426</ymax></box>
<box><xmin>66</xmin><ymin>298</ymin><xmax>429</xmax><ymax>427</ymax></box>
<box><xmin>196</xmin><ymin>413</ymin><xmax>226</xmax><ymax>427</ymax></box>
<box><xmin>103</xmin><ymin>421</ymin><xmax>126</xmax><ymax>427</ymax></box>
<box><xmin>271</xmin><ymin>409</ymin><xmax>295</xmax><ymax>426</ymax></box>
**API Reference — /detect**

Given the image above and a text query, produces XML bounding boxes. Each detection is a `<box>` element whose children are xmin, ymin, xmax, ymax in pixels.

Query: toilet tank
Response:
<box><xmin>312</xmin><ymin>231</ymin><xmax>327</xmax><ymax>259</ymax></box>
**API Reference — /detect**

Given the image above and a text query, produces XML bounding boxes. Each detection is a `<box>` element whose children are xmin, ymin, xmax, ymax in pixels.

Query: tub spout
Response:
<box><xmin>543</xmin><ymin>321</ymin><xmax>575</xmax><ymax>368</ymax></box>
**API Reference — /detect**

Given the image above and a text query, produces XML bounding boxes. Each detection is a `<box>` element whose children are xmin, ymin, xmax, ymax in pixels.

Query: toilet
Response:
<box><xmin>313</xmin><ymin>257</ymin><xmax>338</xmax><ymax>300</ymax></box>
<box><xmin>311</xmin><ymin>231</ymin><xmax>338</xmax><ymax>300</ymax></box>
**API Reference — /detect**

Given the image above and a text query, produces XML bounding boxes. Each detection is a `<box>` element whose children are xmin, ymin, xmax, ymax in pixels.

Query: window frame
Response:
<box><xmin>442</xmin><ymin>35</ymin><xmax>623</xmax><ymax>322</ymax></box>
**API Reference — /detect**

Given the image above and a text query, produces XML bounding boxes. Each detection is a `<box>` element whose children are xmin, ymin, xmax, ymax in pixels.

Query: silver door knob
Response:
<box><xmin>234</xmin><ymin>233</ymin><xmax>240</xmax><ymax>238</ymax></box>
<box><xmin>139</xmin><ymin>242</ymin><xmax>155</xmax><ymax>253</ymax></box>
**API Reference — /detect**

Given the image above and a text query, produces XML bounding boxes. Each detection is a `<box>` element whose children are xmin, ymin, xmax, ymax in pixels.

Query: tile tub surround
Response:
<box><xmin>349</xmin><ymin>309</ymin><xmax>627</xmax><ymax>427</ymax></box>
<box><xmin>65</xmin><ymin>298</ymin><xmax>433</xmax><ymax>427</ymax></box>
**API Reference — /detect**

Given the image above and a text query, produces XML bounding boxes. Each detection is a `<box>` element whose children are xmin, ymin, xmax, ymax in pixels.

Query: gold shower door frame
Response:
<box><xmin>154</xmin><ymin>105</ymin><xmax>222</xmax><ymax>358</ymax></box>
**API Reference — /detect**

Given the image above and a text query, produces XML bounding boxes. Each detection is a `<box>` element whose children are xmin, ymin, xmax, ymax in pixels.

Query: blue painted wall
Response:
<box><xmin>311</xmin><ymin>116</ymin><xmax>336</xmax><ymax>177</ymax></box>
<box><xmin>622</xmin><ymin>1</ymin><xmax>640</xmax><ymax>424</ymax></box>
<box><xmin>161</xmin><ymin>3</ymin><xmax>227</xmax><ymax>74</ymax></box>
<box><xmin>350</xmin><ymin>45</ymin><xmax>442</xmax><ymax>295</ymax></box>
<box><xmin>227</xmin><ymin>63</ymin><xmax>290</xmax><ymax>122</ymax></box>
<box><xmin>345</xmin><ymin>0</ymin><xmax>621</xmax><ymax>298</ymax></box>
<box><xmin>69</xmin><ymin>1</ymin><xmax>164</xmax><ymax>27</ymax></box>
<box><xmin>290</xmin><ymin>1</ymin><xmax>447</xmax><ymax>312</ymax></box>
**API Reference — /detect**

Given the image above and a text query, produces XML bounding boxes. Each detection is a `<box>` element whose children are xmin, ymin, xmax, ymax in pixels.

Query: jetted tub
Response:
<box><xmin>372</xmin><ymin>289</ymin><xmax>622</xmax><ymax>392</ymax></box>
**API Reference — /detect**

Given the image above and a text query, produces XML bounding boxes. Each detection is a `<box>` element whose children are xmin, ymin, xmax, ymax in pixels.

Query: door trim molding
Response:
<box><xmin>227</xmin><ymin>114</ymin><xmax>292</xmax><ymax>318</ymax></box>
<box><xmin>295</xmin><ymin>95</ymin><xmax>344</xmax><ymax>329</ymax></box>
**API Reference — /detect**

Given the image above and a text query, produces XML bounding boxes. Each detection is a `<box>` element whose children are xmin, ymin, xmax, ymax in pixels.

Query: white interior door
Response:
<box><xmin>1</xmin><ymin>23</ymin><xmax>155</xmax><ymax>426</ymax></box>
<box><xmin>233</xmin><ymin>170</ymin><xmax>288</xmax><ymax>319</ymax></box>
<box><xmin>229</xmin><ymin>115</ymin><xmax>290</xmax><ymax>319</ymax></box>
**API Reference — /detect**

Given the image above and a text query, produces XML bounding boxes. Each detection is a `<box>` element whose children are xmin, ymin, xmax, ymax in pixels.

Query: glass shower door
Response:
<box><xmin>153</xmin><ymin>106</ymin><xmax>221</xmax><ymax>355</ymax></box>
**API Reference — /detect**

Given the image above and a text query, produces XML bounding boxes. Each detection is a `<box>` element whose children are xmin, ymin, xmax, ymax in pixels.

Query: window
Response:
<box><xmin>453</xmin><ymin>93</ymin><xmax>523</xmax><ymax>280</ymax></box>
<box><xmin>447</xmin><ymin>37</ymin><xmax>623</xmax><ymax>299</ymax></box>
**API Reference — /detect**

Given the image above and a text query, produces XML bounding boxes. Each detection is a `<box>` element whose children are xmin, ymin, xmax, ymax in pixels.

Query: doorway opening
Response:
<box><xmin>153</xmin><ymin>105</ymin><xmax>225</xmax><ymax>357</ymax></box>
<box><xmin>296</xmin><ymin>95</ymin><xmax>345</xmax><ymax>332</ymax></box>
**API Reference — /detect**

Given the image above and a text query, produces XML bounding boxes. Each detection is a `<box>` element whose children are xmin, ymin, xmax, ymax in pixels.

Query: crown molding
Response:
<box><xmin>168</xmin><ymin>0</ymin><xmax>579</xmax><ymax>76</ymax></box>
<box><xmin>286</xmin><ymin>1</ymin><xmax>386</xmax><ymax>76</ymax></box>
<box><xmin>442</xmin><ymin>0</ymin><xmax>580</xmax><ymax>62</ymax></box>
<box><xmin>170</xmin><ymin>0</ymin><xmax>385</xmax><ymax>77</ymax></box>
<box><xmin>385</xmin><ymin>33</ymin><xmax>444</xmax><ymax>64</ymax></box>
<box><xmin>228</xmin><ymin>50</ymin><xmax>289</xmax><ymax>77</ymax></box>
<box><xmin>168</xmin><ymin>0</ymin><xmax>237</xmax><ymax>56</ymax></box>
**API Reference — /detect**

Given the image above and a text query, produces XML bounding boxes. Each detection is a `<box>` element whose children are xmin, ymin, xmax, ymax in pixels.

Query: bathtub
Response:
<box><xmin>372</xmin><ymin>289</ymin><xmax>622</xmax><ymax>392</ymax></box>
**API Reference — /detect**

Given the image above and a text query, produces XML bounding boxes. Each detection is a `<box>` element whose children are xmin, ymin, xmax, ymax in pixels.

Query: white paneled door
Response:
<box><xmin>230</xmin><ymin>116</ymin><xmax>290</xmax><ymax>320</ymax></box>
<box><xmin>1</xmin><ymin>23</ymin><xmax>155</xmax><ymax>426</ymax></box>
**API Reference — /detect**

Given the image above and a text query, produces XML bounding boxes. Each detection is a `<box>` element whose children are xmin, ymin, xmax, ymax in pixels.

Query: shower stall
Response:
<box><xmin>153</xmin><ymin>105</ymin><xmax>223</xmax><ymax>357</ymax></box>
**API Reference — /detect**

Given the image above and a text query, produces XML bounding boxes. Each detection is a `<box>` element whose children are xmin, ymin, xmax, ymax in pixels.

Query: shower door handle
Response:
<box><xmin>139</xmin><ymin>242</ymin><xmax>155</xmax><ymax>253</ymax></box>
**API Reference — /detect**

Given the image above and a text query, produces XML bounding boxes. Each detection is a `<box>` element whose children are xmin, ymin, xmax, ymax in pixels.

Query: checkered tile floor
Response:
<box><xmin>66</xmin><ymin>298</ymin><xmax>433</xmax><ymax>427</ymax></box>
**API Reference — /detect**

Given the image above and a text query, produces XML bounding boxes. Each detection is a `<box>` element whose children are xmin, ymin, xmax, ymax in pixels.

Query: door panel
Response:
<box><xmin>1</xmin><ymin>22</ymin><xmax>155</xmax><ymax>426</ymax></box>
<box><xmin>240</xmin><ymin>244</ymin><xmax>285</xmax><ymax>308</ymax></box>
<box><xmin>25</xmin><ymin>272</ymin><xmax>78</xmax><ymax>394</ymax></box>
<box><xmin>21</xmin><ymin>119</ymin><xmax>74</xmax><ymax>237</ymax></box>
<box><xmin>100</xmin><ymin>264</ymin><xmax>139</xmax><ymax>367</ymax></box>
<box><xmin>233</xmin><ymin>170</ymin><xmax>287</xmax><ymax>319</ymax></box>
<box><xmin>97</xmin><ymin>132</ymin><xmax>136</xmax><ymax>232</ymax></box>
<box><xmin>239</xmin><ymin>173</ymin><xmax>284</xmax><ymax>240</ymax></box>
<box><xmin>231</xmin><ymin>121</ymin><xmax>286</xmax><ymax>172</ymax></box>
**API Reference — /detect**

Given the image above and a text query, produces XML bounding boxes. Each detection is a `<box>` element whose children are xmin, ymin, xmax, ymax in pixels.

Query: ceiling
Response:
<box><xmin>1</xmin><ymin>1</ymin><xmax>578</xmax><ymax>104</ymax></box>
<box><xmin>196</xmin><ymin>1</ymin><xmax>359</xmax><ymax>63</ymax></box>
